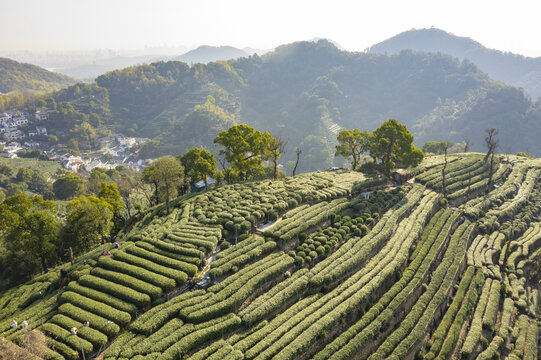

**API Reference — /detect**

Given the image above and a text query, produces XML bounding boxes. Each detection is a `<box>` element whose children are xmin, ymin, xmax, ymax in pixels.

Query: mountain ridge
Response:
<box><xmin>369</xmin><ymin>27</ymin><xmax>541</xmax><ymax>98</ymax></box>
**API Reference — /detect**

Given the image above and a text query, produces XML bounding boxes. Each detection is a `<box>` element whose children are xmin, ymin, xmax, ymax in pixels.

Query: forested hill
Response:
<box><xmin>175</xmin><ymin>45</ymin><xmax>250</xmax><ymax>64</ymax></box>
<box><xmin>369</xmin><ymin>28</ymin><xmax>541</xmax><ymax>99</ymax></box>
<box><xmin>0</xmin><ymin>57</ymin><xmax>76</xmax><ymax>94</ymax></box>
<box><xmin>43</xmin><ymin>39</ymin><xmax>541</xmax><ymax>167</ymax></box>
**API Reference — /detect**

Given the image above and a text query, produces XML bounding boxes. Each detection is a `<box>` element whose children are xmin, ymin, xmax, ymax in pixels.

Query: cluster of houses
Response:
<box><xmin>0</xmin><ymin>110</ymin><xmax>51</xmax><ymax>141</ymax></box>
<box><xmin>0</xmin><ymin>108</ymin><xmax>150</xmax><ymax>172</ymax></box>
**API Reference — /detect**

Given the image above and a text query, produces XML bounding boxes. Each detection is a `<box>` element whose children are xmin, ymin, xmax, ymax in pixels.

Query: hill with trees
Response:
<box><xmin>369</xmin><ymin>27</ymin><xmax>541</xmax><ymax>99</ymax></box>
<box><xmin>0</xmin><ymin>143</ymin><xmax>539</xmax><ymax>359</ymax></box>
<box><xmin>10</xmin><ymin>39</ymin><xmax>540</xmax><ymax>169</ymax></box>
<box><xmin>43</xmin><ymin>40</ymin><xmax>530</xmax><ymax>162</ymax></box>
<box><xmin>0</xmin><ymin>57</ymin><xmax>76</xmax><ymax>94</ymax></box>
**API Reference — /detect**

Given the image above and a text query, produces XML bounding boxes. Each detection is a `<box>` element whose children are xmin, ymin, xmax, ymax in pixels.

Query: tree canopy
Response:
<box><xmin>0</xmin><ymin>194</ymin><xmax>59</xmax><ymax>280</ymax></box>
<box><xmin>61</xmin><ymin>195</ymin><xmax>113</xmax><ymax>256</ymax></box>
<box><xmin>369</xmin><ymin>119</ymin><xmax>424</xmax><ymax>175</ymax></box>
<box><xmin>53</xmin><ymin>173</ymin><xmax>85</xmax><ymax>200</ymax></box>
<box><xmin>335</xmin><ymin>129</ymin><xmax>371</xmax><ymax>170</ymax></box>
<box><xmin>142</xmin><ymin>156</ymin><xmax>185</xmax><ymax>213</ymax></box>
<box><xmin>178</xmin><ymin>148</ymin><xmax>218</xmax><ymax>186</ymax></box>
<box><xmin>214</xmin><ymin>125</ymin><xmax>278</xmax><ymax>181</ymax></box>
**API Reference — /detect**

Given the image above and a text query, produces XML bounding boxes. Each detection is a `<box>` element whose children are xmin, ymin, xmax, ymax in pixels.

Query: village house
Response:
<box><xmin>14</xmin><ymin>116</ymin><xmax>29</xmax><ymax>126</ymax></box>
<box><xmin>4</xmin><ymin>130</ymin><xmax>26</xmax><ymax>141</ymax></box>
<box><xmin>6</xmin><ymin>120</ymin><xmax>18</xmax><ymax>129</ymax></box>
<box><xmin>35</xmin><ymin>110</ymin><xmax>51</xmax><ymax>121</ymax></box>
<box><xmin>36</xmin><ymin>126</ymin><xmax>48</xmax><ymax>135</ymax></box>
<box><xmin>117</xmin><ymin>135</ymin><xmax>136</xmax><ymax>147</ymax></box>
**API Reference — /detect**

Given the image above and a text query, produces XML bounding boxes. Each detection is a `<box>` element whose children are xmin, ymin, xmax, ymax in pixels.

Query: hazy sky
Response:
<box><xmin>2</xmin><ymin>0</ymin><xmax>541</xmax><ymax>56</ymax></box>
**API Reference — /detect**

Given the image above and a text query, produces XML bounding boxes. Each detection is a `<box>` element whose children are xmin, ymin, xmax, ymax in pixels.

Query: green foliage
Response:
<box><xmin>49</xmin><ymin>313</ymin><xmax>108</xmax><ymax>350</ymax></box>
<box><xmin>66</xmin><ymin>281</ymin><xmax>138</xmax><ymax>315</ymax></box>
<box><xmin>112</xmin><ymin>249</ymin><xmax>188</xmax><ymax>286</ymax></box>
<box><xmin>61</xmin><ymin>195</ymin><xmax>113</xmax><ymax>256</ymax></box>
<box><xmin>142</xmin><ymin>155</ymin><xmax>185</xmax><ymax>212</ymax></box>
<box><xmin>42</xmin><ymin>322</ymin><xmax>93</xmax><ymax>355</ymax></box>
<box><xmin>96</xmin><ymin>255</ymin><xmax>176</xmax><ymax>291</ymax></box>
<box><xmin>0</xmin><ymin>57</ymin><xmax>75</xmax><ymax>95</ymax></box>
<box><xmin>53</xmin><ymin>173</ymin><xmax>85</xmax><ymax>200</ymax></box>
<box><xmin>178</xmin><ymin>147</ymin><xmax>218</xmax><ymax>185</ymax></box>
<box><xmin>421</xmin><ymin>141</ymin><xmax>453</xmax><ymax>154</ymax></box>
<box><xmin>214</xmin><ymin>124</ymin><xmax>278</xmax><ymax>181</ymax></box>
<box><xmin>369</xmin><ymin>119</ymin><xmax>424</xmax><ymax>175</ymax></box>
<box><xmin>335</xmin><ymin>129</ymin><xmax>371</xmax><ymax>169</ymax></box>
<box><xmin>97</xmin><ymin>182</ymin><xmax>123</xmax><ymax>218</ymax></box>
<box><xmin>60</xmin><ymin>291</ymin><xmax>131</xmax><ymax>326</ymax></box>
<box><xmin>0</xmin><ymin>194</ymin><xmax>59</xmax><ymax>282</ymax></box>
<box><xmin>57</xmin><ymin>302</ymin><xmax>120</xmax><ymax>338</ymax></box>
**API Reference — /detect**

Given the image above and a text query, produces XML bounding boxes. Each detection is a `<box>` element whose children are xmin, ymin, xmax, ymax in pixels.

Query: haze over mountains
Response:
<box><xmin>0</xmin><ymin>45</ymin><xmax>264</xmax><ymax>80</ymax></box>
<box><xmin>369</xmin><ymin>28</ymin><xmax>541</xmax><ymax>99</ymax></box>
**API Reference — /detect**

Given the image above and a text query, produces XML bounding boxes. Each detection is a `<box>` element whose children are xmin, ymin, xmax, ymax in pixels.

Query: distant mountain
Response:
<box><xmin>0</xmin><ymin>57</ymin><xmax>76</xmax><ymax>94</ymax></box>
<box><xmin>175</xmin><ymin>45</ymin><xmax>249</xmax><ymax>64</ymax></box>
<box><xmin>369</xmin><ymin>28</ymin><xmax>541</xmax><ymax>99</ymax></box>
<box><xmin>0</xmin><ymin>48</ymin><xmax>189</xmax><ymax>80</ymax></box>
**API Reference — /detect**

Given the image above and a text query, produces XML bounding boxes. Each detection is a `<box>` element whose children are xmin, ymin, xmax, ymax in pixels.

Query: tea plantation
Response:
<box><xmin>1</xmin><ymin>155</ymin><xmax>539</xmax><ymax>360</ymax></box>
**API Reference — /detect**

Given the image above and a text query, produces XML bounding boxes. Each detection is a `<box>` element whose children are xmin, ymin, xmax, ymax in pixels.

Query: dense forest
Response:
<box><xmin>16</xmin><ymin>40</ymin><xmax>536</xmax><ymax>167</ymax></box>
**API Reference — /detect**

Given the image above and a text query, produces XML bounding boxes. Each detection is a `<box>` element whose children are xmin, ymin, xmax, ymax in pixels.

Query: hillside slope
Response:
<box><xmin>0</xmin><ymin>57</ymin><xmax>76</xmax><ymax>94</ymax></box>
<box><xmin>1</xmin><ymin>156</ymin><xmax>539</xmax><ymax>359</ymax></box>
<box><xmin>90</xmin><ymin>40</ymin><xmax>541</xmax><ymax>159</ymax></box>
<box><xmin>369</xmin><ymin>27</ymin><xmax>541</xmax><ymax>99</ymax></box>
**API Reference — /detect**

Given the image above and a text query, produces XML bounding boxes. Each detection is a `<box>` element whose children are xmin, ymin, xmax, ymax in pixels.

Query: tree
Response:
<box><xmin>441</xmin><ymin>141</ymin><xmax>451</xmax><ymax>198</ymax></box>
<box><xmin>214</xmin><ymin>125</ymin><xmax>273</xmax><ymax>181</ymax></box>
<box><xmin>53</xmin><ymin>173</ymin><xmax>85</xmax><ymax>200</ymax></box>
<box><xmin>484</xmin><ymin>128</ymin><xmax>499</xmax><ymax>162</ymax></box>
<box><xmin>0</xmin><ymin>164</ymin><xmax>13</xmax><ymax>177</ymax></box>
<box><xmin>0</xmin><ymin>194</ymin><xmax>58</xmax><ymax>279</ymax></box>
<box><xmin>61</xmin><ymin>195</ymin><xmax>113</xmax><ymax>256</ymax></box>
<box><xmin>15</xmin><ymin>168</ymin><xmax>33</xmax><ymax>184</ymax></box>
<box><xmin>112</xmin><ymin>168</ymin><xmax>139</xmax><ymax>219</ymax></box>
<box><xmin>421</xmin><ymin>141</ymin><xmax>453</xmax><ymax>155</ymax></box>
<box><xmin>97</xmin><ymin>182</ymin><xmax>123</xmax><ymax>221</ymax></box>
<box><xmin>335</xmin><ymin>129</ymin><xmax>371</xmax><ymax>169</ymax></box>
<box><xmin>142</xmin><ymin>156</ymin><xmax>184</xmax><ymax>214</ymax></box>
<box><xmin>178</xmin><ymin>148</ymin><xmax>218</xmax><ymax>187</ymax></box>
<box><xmin>462</xmin><ymin>137</ymin><xmax>471</xmax><ymax>152</ymax></box>
<box><xmin>484</xmin><ymin>128</ymin><xmax>499</xmax><ymax>189</ymax></box>
<box><xmin>265</xmin><ymin>135</ymin><xmax>287</xmax><ymax>179</ymax></box>
<box><xmin>25</xmin><ymin>171</ymin><xmax>48</xmax><ymax>194</ymax></box>
<box><xmin>292</xmin><ymin>148</ymin><xmax>302</xmax><ymax>176</ymax></box>
<box><xmin>369</xmin><ymin>119</ymin><xmax>424</xmax><ymax>176</ymax></box>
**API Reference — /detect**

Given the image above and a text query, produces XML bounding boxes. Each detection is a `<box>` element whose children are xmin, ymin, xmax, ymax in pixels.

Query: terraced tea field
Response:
<box><xmin>1</xmin><ymin>159</ymin><xmax>539</xmax><ymax>360</ymax></box>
